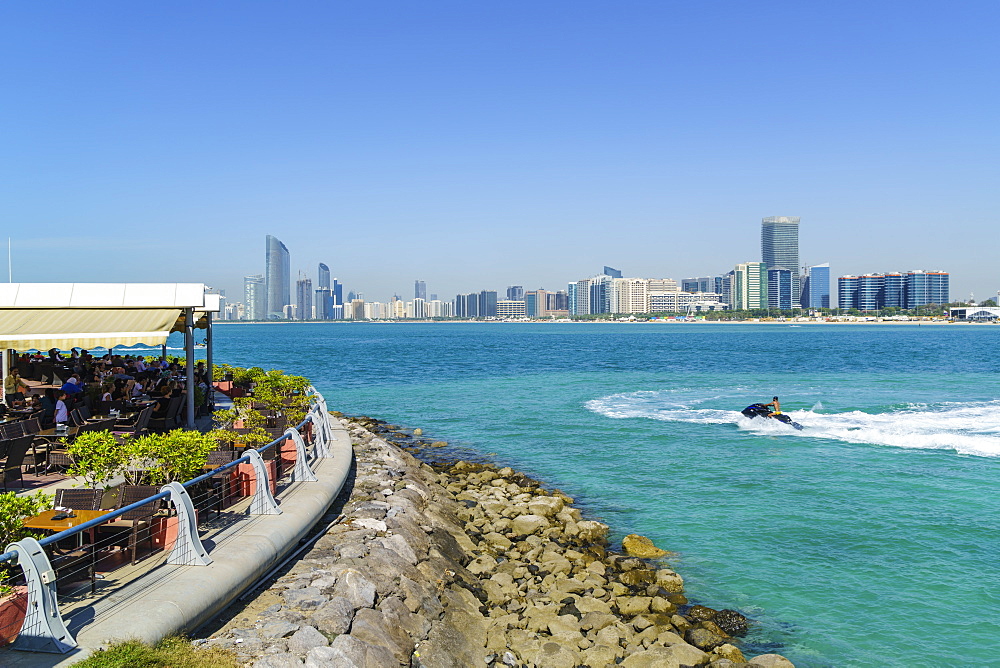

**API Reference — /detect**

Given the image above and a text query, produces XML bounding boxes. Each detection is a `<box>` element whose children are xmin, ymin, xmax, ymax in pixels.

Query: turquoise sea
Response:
<box><xmin>207</xmin><ymin>322</ymin><xmax>999</xmax><ymax>667</ymax></box>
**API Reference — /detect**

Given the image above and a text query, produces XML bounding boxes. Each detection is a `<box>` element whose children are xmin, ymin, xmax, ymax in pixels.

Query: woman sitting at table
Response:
<box><xmin>151</xmin><ymin>387</ymin><xmax>172</xmax><ymax>418</ymax></box>
<box><xmin>100</xmin><ymin>382</ymin><xmax>114</xmax><ymax>403</ymax></box>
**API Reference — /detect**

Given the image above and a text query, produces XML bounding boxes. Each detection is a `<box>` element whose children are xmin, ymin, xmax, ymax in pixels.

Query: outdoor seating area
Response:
<box><xmin>0</xmin><ymin>360</ymin><xmax>324</xmax><ymax>654</ymax></box>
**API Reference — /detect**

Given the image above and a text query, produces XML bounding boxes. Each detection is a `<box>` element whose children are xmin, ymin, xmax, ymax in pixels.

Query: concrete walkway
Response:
<box><xmin>0</xmin><ymin>422</ymin><xmax>354</xmax><ymax>667</ymax></box>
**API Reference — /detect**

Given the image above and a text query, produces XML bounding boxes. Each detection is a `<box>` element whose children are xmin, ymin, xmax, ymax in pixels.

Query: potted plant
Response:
<box><xmin>66</xmin><ymin>431</ymin><xmax>129</xmax><ymax>490</ymax></box>
<box><xmin>0</xmin><ymin>491</ymin><xmax>54</xmax><ymax>645</ymax></box>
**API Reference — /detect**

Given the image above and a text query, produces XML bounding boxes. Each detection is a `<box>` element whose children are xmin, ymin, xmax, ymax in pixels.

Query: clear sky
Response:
<box><xmin>2</xmin><ymin>1</ymin><xmax>997</xmax><ymax>303</ymax></box>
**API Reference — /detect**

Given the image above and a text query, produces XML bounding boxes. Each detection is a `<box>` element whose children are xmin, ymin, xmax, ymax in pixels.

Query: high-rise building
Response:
<box><xmin>604</xmin><ymin>266</ymin><xmax>623</xmax><ymax>279</ymax></box>
<box><xmin>414</xmin><ymin>280</ymin><xmax>427</xmax><ymax>301</ymax></box>
<box><xmin>611</xmin><ymin>278</ymin><xmax>649</xmax><ymax>314</ymax></box>
<box><xmin>801</xmin><ymin>263</ymin><xmax>831</xmax><ymax>309</ymax></box>
<box><xmin>497</xmin><ymin>300</ymin><xmax>526</xmax><ymax>318</ymax></box>
<box><xmin>767</xmin><ymin>269</ymin><xmax>793</xmax><ymax>310</ymax></box>
<box><xmin>733</xmin><ymin>262</ymin><xmax>768</xmax><ymax>310</ymax></box>
<box><xmin>243</xmin><ymin>274</ymin><xmax>266</xmax><ymax>320</ymax></box>
<box><xmin>547</xmin><ymin>291</ymin><xmax>569</xmax><ymax>312</ymax></box>
<box><xmin>524</xmin><ymin>290</ymin><xmax>548</xmax><ymax>318</ymax></box>
<box><xmin>265</xmin><ymin>235</ymin><xmax>291</xmax><ymax>319</ymax></box>
<box><xmin>478</xmin><ymin>290</ymin><xmax>498</xmax><ymax>318</ymax></box>
<box><xmin>761</xmin><ymin>216</ymin><xmax>800</xmax><ymax>307</ymax></box>
<box><xmin>317</xmin><ymin>263</ymin><xmax>331</xmax><ymax>291</ymax></box>
<box><xmin>838</xmin><ymin>276</ymin><xmax>859</xmax><ymax>310</ymax></box>
<box><xmin>296</xmin><ymin>276</ymin><xmax>313</xmax><ymax>320</ymax></box>
<box><xmin>506</xmin><ymin>286</ymin><xmax>524</xmax><ymax>301</ymax></box>
<box><xmin>857</xmin><ymin>274</ymin><xmax>884</xmax><ymax>311</ymax></box>
<box><xmin>883</xmin><ymin>272</ymin><xmax>904</xmax><ymax>308</ymax></box>
<box><xmin>315</xmin><ymin>288</ymin><xmax>332</xmax><ymax>320</ymax></box>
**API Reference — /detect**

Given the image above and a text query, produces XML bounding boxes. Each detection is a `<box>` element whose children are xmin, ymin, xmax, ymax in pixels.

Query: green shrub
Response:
<box><xmin>67</xmin><ymin>431</ymin><xmax>129</xmax><ymax>489</ymax></box>
<box><xmin>0</xmin><ymin>490</ymin><xmax>54</xmax><ymax>594</ymax></box>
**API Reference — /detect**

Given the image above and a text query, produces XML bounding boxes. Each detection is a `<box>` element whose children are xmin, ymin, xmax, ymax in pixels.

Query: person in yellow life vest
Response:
<box><xmin>762</xmin><ymin>396</ymin><xmax>781</xmax><ymax>418</ymax></box>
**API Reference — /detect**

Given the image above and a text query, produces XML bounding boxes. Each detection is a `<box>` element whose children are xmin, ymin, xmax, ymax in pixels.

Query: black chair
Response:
<box><xmin>204</xmin><ymin>449</ymin><xmax>239</xmax><ymax>515</ymax></box>
<box><xmin>0</xmin><ymin>435</ymin><xmax>33</xmax><ymax>490</ymax></box>
<box><xmin>113</xmin><ymin>405</ymin><xmax>153</xmax><ymax>438</ymax></box>
<box><xmin>148</xmin><ymin>397</ymin><xmax>183</xmax><ymax>433</ymax></box>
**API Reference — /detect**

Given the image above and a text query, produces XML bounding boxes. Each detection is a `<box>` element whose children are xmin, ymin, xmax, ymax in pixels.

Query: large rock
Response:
<box><xmin>350</xmin><ymin>607</ymin><xmax>415</xmax><ymax>664</ymax></box>
<box><xmin>748</xmin><ymin>654</ymin><xmax>796</xmax><ymax>667</ymax></box>
<box><xmin>527</xmin><ymin>496</ymin><xmax>564</xmax><ymax>517</ymax></box>
<box><xmin>286</xmin><ymin>626</ymin><xmax>328</xmax><ymax>655</ymax></box>
<box><xmin>712</xmin><ymin>644</ymin><xmax>747</xmax><ymax>663</ymax></box>
<box><xmin>415</xmin><ymin>608</ymin><xmax>488</xmax><ymax>667</ymax></box>
<box><xmin>253</xmin><ymin>654</ymin><xmax>303</xmax><ymax>667</ymax></box>
<box><xmin>575</xmin><ymin>521</ymin><xmax>610</xmax><ymax>542</ymax></box>
<box><xmin>309</xmin><ymin>596</ymin><xmax>355</xmax><ymax>635</ymax></box>
<box><xmin>510</xmin><ymin>514</ymin><xmax>549</xmax><ymax>536</ymax></box>
<box><xmin>332</xmin><ymin>571</ymin><xmax>377</xmax><ymax>610</ymax></box>
<box><xmin>655</xmin><ymin>569</ymin><xmax>685</xmax><ymax>592</ymax></box>
<box><xmin>319</xmin><ymin>634</ymin><xmax>395</xmax><ymax>668</ymax></box>
<box><xmin>713</xmin><ymin>609</ymin><xmax>749</xmax><ymax>637</ymax></box>
<box><xmin>282</xmin><ymin>587</ymin><xmax>327</xmax><ymax>611</ymax></box>
<box><xmin>686</xmin><ymin>627</ymin><xmax>726</xmax><ymax>651</ymax></box>
<box><xmin>622</xmin><ymin>534</ymin><xmax>669</xmax><ymax>558</ymax></box>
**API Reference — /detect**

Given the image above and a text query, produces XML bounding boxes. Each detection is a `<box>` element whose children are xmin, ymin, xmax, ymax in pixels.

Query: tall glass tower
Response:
<box><xmin>761</xmin><ymin>216</ymin><xmax>800</xmax><ymax>307</ymax></box>
<box><xmin>265</xmin><ymin>235</ymin><xmax>290</xmax><ymax>319</ymax></box>
<box><xmin>317</xmin><ymin>263</ymin><xmax>331</xmax><ymax>290</ymax></box>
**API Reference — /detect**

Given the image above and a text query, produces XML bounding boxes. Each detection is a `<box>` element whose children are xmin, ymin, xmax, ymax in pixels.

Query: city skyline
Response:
<box><xmin>2</xmin><ymin>3</ymin><xmax>997</xmax><ymax>301</ymax></box>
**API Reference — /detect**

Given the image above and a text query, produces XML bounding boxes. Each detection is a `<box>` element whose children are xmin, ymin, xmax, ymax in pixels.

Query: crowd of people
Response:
<box><xmin>3</xmin><ymin>349</ymin><xmax>212</xmax><ymax>427</ymax></box>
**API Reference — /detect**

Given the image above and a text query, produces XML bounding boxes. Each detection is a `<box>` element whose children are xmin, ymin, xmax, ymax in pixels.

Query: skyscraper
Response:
<box><xmin>506</xmin><ymin>286</ymin><xmax>524</xmax><ymax>301</ymax></box>
<box><xmin>603</xmin><ymin>266</ymin><xmax>623</xmax><ymax>279</ymax></box>
<box><xmin>414</xmin><ymin>280</ymin><xmax>427</xmax><ymax>301</ymax></box>
<box><xmin>243</xmin><ymin>274</ymin><xmax>265</xmax><ymax>320</ymax></box>
<box><xmin>317</xmin><ymin>263</ymin><xmax>331</xmax><ymax>290</ymax></box>
<box><xmin>265</xmin><ymin>235</ymin><xmax>291</xmax><ymax>319</ymax></box>
<box><xmin>296</xmin><ymin>276</ymin><xmax>313</xmax><ymax>320</ymax></box>
<box><xmin>761</xmin><ymin>217</ymin><xmax>800</xmax><ymax>307</ymax></box>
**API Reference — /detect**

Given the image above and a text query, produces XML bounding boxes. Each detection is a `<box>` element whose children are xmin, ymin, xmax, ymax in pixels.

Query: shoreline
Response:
<box><xmin>202</xmin><ymin>414</ymin><xmax>797</xmax><ymax>667</ymax></box>
<box><xmin>213</xmin><ymin>319</ymin><xmax>977</xmax><ymax>326</ymax></box>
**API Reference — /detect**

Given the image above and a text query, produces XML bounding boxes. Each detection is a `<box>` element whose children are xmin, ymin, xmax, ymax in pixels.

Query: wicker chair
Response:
<box><xmin>54</xmin><ymin>488</ymin><xmax>103</xmax><ymax>511</ymax></box>
<box><xmin>97</xmin><ymin>485</ymin><xmax>162</xmax><ymax>564</ymax></box>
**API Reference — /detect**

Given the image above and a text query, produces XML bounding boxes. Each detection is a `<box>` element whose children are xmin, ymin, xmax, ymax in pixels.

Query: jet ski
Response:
<box><xmin>741</xmin><ymin>403</ymin><xmax>803</xmax><ymax>430</ymax></box>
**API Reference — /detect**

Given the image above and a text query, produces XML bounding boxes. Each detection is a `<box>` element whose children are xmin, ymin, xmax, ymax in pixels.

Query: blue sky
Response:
<box><xmin>2</xmin><ymin>1</ymin><xmax>997</xmax><ymax>302</ymax></box>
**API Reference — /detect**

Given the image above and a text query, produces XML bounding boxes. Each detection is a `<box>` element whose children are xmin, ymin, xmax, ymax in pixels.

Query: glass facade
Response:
<box><xmin>857</xmin><ymin>274</ymin><xmax>884</xmax><ymax>311</ymax></box>
<box><xmin>761</xmin><ymin>217</ymin><xmax>800</xmax><ymax>306</ymax></box>
<box><xmin>767</xmin><ymin>268</ymin><xmax>793</xmax><ymax>309</ymax></box>
<box><xmin>317</xmin><ymin>263</ymin><xmax>330</xmax><ymax>291</ymax></box>
<box><xmin>265</xmin><ymin>235</ymin><xmax>290</xmax><ymax>319</ymax></box>
<box><xmin>838</xmin><ymin>276</ymin><xmax>859</xmax><ymax>310</ymax></box>
<box><xmin>803</xmin><ymin>264</ymin><xmax>830</xmax><ymax>309</ymax></box>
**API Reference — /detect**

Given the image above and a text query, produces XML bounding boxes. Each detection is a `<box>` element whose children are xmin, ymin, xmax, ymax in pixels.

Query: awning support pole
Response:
<box><xmin>1</xmin><ymin>349</ymin><xmax>9</xmax><ymax>407</ymax></box>
<box><xmin>185</xmin><ymin>308</ymin><xmax>196</xmax><ymax>429</ymax></box>
<box><xmin>206</xmin><ymin>311</ymin><xmax>214</xmax><ymax>410</ymax></box>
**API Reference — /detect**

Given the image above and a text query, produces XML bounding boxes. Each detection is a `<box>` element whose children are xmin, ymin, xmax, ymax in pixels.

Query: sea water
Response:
<box><xmin>207</xmin><ymin>322</ymin><xmax>1000</xmax><ymax>667</ymax></box>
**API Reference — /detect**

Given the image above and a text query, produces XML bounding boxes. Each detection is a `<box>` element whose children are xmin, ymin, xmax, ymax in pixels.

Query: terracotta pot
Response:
<box><xmin>151</xmin><ymin>511</ymin><xmax>199</xmax><ymax>551</ymax></box>
<box><xmin>0</xmin><ymin>586</ymin><xmax>28</xmax><ymax>646</ymax></box>
<box><xmin>279</xmin><ymin>437</ymin><xmax>297</xmax><ymax>466</ymax></box>
<box><xmin>235</xmin><ymin>460</ymin><xmax>277</xmax><ymax>497</ymax></box>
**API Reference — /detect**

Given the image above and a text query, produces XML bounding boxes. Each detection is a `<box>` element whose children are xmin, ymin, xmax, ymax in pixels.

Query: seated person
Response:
<box><xmin>60</xmin><ymin>374</ymin><xmax>84</xmax><ymax>395</ymax></box>
<box><xmin>4</xmin><ymin>367</ymin><xmax>29</xmax><ymax>404</ymax></box>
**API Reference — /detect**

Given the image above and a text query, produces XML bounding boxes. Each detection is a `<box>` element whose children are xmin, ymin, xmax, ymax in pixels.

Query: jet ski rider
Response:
<box><xmin>763</xmin><ymin>396</ymin><xmax>782</xmax><ymax>418</ymax></box>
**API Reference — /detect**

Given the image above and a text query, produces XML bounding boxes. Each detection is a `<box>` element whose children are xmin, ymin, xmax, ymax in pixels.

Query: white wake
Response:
<box><xmin>585</xmin><ymin>392</ymin><xmax>1000</xmax><ymax>457</ymax></box>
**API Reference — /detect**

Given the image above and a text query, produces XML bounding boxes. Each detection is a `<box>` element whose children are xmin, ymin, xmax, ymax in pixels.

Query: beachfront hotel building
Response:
<box><xmin>265</xmin><ymin>235</ymin><xmax>291</xmax><ymax>319</ymax></box>
<box><xmin>838</xmin><ymin>270</ymin><xmax>949</xmax><ymax>310</ymax></box>
<box><xmin>761</xmin><ymin>216</ymin><xmax>800</xmax><ymax>307</ymax></box>
<box><xmin>497</xmin><ymin>300</ymin><xmax>527</xmax><ymax>318</ymax></box>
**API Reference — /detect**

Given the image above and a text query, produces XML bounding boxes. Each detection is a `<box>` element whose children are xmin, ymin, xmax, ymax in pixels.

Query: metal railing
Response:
<box><xmin>0</xmin><ymin>389</ymin><xmax>337</xmax><ymax>654</ymax></box>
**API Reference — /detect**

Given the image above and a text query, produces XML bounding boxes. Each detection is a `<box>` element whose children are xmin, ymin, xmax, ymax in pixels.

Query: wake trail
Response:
<box><xmin>585</xmin><ymin>392</ymin><xmax>1000</xmax><ymax>457</ymax></box>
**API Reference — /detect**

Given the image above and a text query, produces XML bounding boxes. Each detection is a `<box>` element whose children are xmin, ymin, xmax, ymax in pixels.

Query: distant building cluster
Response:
<box><xmin>838</xmin><ymin>270</ymin><xmax>950</xmax><ymax>311</ymax></box>
<box><xmin>217</xmin><ymin>223</ymin><xmax>950</xmax><ymax>321</ymax></box>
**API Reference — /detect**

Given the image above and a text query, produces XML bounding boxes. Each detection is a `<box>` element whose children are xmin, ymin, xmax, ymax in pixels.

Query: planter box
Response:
<box><xmin>0</xmin><ymin>586</ymin><xmax>28</xmax><ymax>646</ymax></box>
<box><xmin>235</xmin><ymin>460</ymin><xmax>277</xmax><ymax>497</ymax></box>
<box><xmin>151</xmin><ymin>511</ymin><xmax>199</xmax><ymax>551</ymax></box>
<box><xmin>279</xmin><ymin>437</ymin><xmax>297</xmax><ymax>467</ymax></box>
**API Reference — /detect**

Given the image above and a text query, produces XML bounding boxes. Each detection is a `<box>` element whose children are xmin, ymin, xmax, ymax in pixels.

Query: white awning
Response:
<box><xmin>0</xmin><ymin>283</ymin><xmax>208</xmax><ymax>351</ymax></box>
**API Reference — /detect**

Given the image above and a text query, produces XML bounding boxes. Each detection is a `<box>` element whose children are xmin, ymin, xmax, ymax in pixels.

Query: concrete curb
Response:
<box><xmin>1</xmin><ymin>424</ymin><xmax>354</xmax><ymax>668</ymax></box>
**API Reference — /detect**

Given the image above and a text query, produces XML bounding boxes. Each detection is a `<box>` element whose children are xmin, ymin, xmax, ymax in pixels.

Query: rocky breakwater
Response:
<box><xmin>203</xmin><ymin>417</ymin><xmax>796</xmax><ymax>668</ymax></box>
